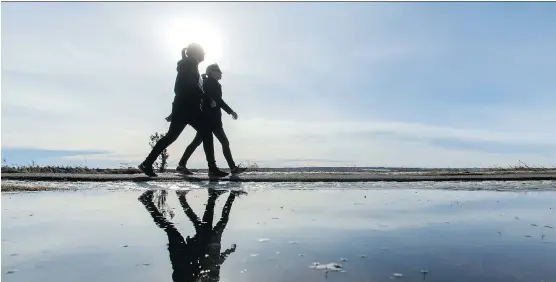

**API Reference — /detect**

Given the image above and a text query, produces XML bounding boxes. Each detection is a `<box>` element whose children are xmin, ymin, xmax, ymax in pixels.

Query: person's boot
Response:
<box><xmin>231</xmin><ymin>166</ymin><xmax>248</xmax><ymax>175</ymax></box>
<box><xmin>176</xmin><ymin>165</ymin><xmax>194</xmax><ymax>175</ymax></box>
<box><xmin>138</xmin><ymin>162</ymin><xmax>158</xmax><ymax>177</ymax></box>
<box><xmin>138</xmin><ymin>190</ymin><xmax>155</xmax><ymax>203</ymax></box>
<box><xmin>209</xmin><ymin>166</ymin><xmax>229</xmax><ymax>177</ymax></box>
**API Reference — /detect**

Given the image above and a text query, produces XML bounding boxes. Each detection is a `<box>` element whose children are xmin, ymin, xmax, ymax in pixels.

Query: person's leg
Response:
<box><xmin>177</xmin><ymin>131</ymin><xmax>203</xmax><ymax>168</ymax></box>
<box><xmin>140</xmin><ymin>119</ymin><xmax>187</xmax><ymax>176</ymax></box>
<box><xmin>213</xmin><ymin>127</ymin><xmax>247</xmax><ymax>174</ymax></box>
<box><xmin>176</xmin><ymin>191</ymin><xmax>202</xmax><ymax>231</ymax></box>
<box><xmin>201</xmin><ymin>189</ymin><xmax>220</xmax><ymax>225</ymax></box>
<box><xmin>190</xmin><ymin>115</ymin><xmax>228</xmax><ymax>176</ymax></box>
<box><xmin>138</xmin><ymin>190</ymin><xmax>185</xmax><ymax>243</ymax></box>
<box><xmin>213</xmin><ymin>127</ymin><xmax>236</xmax><ymax>169</ymax></box>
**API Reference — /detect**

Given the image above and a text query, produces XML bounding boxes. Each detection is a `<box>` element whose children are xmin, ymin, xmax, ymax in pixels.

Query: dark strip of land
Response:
<box><xmin>2</xmin><ymin>172</ymin><xmax>556</xmax><ymax>182</ymax></box>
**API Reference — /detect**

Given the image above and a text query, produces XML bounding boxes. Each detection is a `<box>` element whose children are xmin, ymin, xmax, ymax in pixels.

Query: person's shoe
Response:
<box><xmin>209</xmin><ymin>167</ymin><xmax>229</xmax><ymax>177</ymax></box>
<box><xmin>230</xmin><ymin>166</ymin><xmax>248</xmax><ymax>175</ymax></box>
<box><xmin>138</xmin><ymin>162</ymin><xmax>157</xmax><ymax>177</ymax></box>
<box><xmin>176</xmin><ymin>166</ymin><xmax>194</xmax><ymax>175</ymax></box>
<box><xmin>138</xmin><ymin>190</ymin><xmax>155</xmax><ymax>203</ymax></box>
<box><xmin>175</xmin><ymin>190</ymin><xmax>190</xmax><ymax>197</ymax></box>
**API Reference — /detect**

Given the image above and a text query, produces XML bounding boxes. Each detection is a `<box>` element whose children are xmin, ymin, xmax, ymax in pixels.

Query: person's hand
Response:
<box><xmin>231</xmin><ymin>111</ymin><xmax>238</xmax><ymax>120</ymax></box>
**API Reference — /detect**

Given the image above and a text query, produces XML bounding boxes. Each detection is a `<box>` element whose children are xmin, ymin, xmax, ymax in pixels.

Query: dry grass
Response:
<box><xmin>1</xmin><ymin>184</ymin><xmax>61</xmax><ymax>192</ymax></box>
<box><xmin>0</xmin><ymin>160</ymin><xmax>266</xmax><ymax>174</ymax></box>
<box><xmin>1</xmin><ymin>160</ymin><xmax>553</xmax><ymax>175</ymax></box>
<box><xmin>419</xmin><ymin>161</ymin><xmax>556</xmax><ymax>176</ymax></box>
<box><xmin>239</xmin><ymin>161</ymin><xmax>265</xmax><ymax>172</ymax></box>
<box><xmin>485</xmin><ymin>160</ymin><xmax>553</xmax><ymax>172</ymax></box>
<box><xmin>1</xmin><ymin>161</ymin><xmax>140</xmax><ymax>174</ymax></box>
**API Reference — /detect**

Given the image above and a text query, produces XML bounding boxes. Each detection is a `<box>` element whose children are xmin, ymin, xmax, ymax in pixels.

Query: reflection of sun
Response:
<box><xmin>162</xmin><ymin>18</ymin><xmax>224</xmax><ymax>67</ymax></box>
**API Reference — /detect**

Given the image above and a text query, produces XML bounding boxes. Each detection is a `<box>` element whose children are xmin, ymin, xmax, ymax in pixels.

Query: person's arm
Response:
<box><xmin>219</xmin><ymin>244</ymin><xmax>237</xmax><ymax>264</ymax></box>
<box><xmin>203</xmin><ymin>82</ymin><xmax>235</xmax><ymax>115</ymax></box>
<box><xmin>218</xmin><ymin>100</ymin><xmax>234</xmax><ymax>115</ymax></box>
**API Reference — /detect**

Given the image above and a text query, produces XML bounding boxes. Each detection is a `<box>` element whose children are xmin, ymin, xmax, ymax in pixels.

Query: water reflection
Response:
<box><xmin>139</xmin><ymin>188</ymin><xmax>245</xmax><ymax>282</ymax></box>
<box><xmin>3</xmin><ymin>188</ymin><xmax>556</xmax><ymax>282</ymax></box>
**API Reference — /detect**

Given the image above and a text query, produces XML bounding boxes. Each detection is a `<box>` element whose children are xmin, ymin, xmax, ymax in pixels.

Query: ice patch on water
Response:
<box><xmin>258</xmin><ymin>238</ymin><xmax>270</xmax><ymax>243</ymax></box>
<box><xmin>390</xmin><ymin>273</ymin><xmax>404</xmax><ymax>279</ymax></box>
<box><xmin>310</xmin><ymin>262</ymin><xmax>343</xmax><ymax>272</ymax></box>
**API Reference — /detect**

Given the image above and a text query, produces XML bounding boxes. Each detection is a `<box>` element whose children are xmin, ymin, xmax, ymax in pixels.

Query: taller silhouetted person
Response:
<box><xmin>138</xmin><ymin>43</ymin><xmax>228</xmax><ymax>177</ymax></box>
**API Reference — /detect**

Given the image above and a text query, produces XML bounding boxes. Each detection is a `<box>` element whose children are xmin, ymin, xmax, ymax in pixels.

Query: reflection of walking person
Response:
<box><xmin>175</xmin><ymin>64</ymin><xmax>247</xmax><ymax>176</ymax></box>
<box><xmin>138</xmin><ymin>43</ymin><xmax>228</xmax><ymax>178</ymax></box>
<box><xmin>139</xmin><ymin>189</ymin><xmax>244</xmax><ymax>282</ymax></box>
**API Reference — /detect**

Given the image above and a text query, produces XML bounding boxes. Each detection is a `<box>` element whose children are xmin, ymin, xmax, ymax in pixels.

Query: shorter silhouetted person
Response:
<box><xmin>172</xmin><ymin>64</ymin><xmax>247</xmax><ymax>176</ymax></box>
<box><xmin>138</xmin><ymin>43</ymin><xmax>228</xmax><ymax>178</ymax></box>
<box><xmin>139</xmin><ymin>189</ymin><xmax>242</xmax><ymax>282</ymax></box>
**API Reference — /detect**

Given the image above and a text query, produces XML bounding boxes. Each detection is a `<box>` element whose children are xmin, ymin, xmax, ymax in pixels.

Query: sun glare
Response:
<box><xmin>162</xmin><ymin>18</ymin><xmax>224</xmax><ymax>67</ymax></box>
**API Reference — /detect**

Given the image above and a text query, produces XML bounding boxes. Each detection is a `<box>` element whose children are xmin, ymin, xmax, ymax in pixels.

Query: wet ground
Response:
<box><xmin>2</xmin><ymin>181</ymin><xmax>556</xmax><ymax>282</ymax></box>
<box><xmin>3</xmin><ymin>170</ymin><xmax>556</xmax><ymax>182</ymax></box>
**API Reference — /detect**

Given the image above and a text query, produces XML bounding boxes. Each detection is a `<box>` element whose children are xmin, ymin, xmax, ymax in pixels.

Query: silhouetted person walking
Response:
<box><xmin>174</xmin><ymin>64</ymin><xmax>247</xmax><ymax>176</ymax></box>
<box><xmin>138</xmin><ymin>43</ymin><xmax>228</xmax><ymax>178</ymax></box>
<box><xmin>139</xmin><ymin>189</ymin><xmax>242</xmax><ymax>282</ymax></box>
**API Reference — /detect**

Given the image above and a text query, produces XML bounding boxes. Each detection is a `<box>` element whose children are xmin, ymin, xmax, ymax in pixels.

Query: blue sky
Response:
<box><xmin>2</xmin><ymin>2</ymin><xmax>555</xmax><ymax>168</ymax></box>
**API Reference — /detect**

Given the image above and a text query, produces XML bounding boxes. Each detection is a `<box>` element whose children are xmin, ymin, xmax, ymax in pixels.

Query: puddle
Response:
<box><xmin>2</xmin><ymin>185</ymin><xmax>556</xmax><ymax>282</ymax></box>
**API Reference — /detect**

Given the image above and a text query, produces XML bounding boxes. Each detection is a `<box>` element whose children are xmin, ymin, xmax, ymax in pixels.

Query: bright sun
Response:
<box><xmin>162</xmin><ymin>18</ymin><xmax>224</xmax><ymax>66</ymax></box>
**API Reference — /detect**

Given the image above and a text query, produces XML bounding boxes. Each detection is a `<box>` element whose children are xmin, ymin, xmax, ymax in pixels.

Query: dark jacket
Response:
<box><xmin>174</xmin><ymin>57</ymin><xmax>204</xmax><ymax>98</ymax></box>
<box><xmin>174</xmin><ymin>57</ymin><xmax>204</xmax><ymax>105</ymax></box>
<box><xmin>202</xmin><ymin>76</ymin><xmax>234</xmax><ymax>127</ymax></box>
<box><xmin>170</xmin><ymin>57</ymin><xmax>206</xmax><ymax>121</ymax></box>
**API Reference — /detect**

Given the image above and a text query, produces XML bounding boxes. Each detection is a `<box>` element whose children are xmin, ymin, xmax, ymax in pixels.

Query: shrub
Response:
<box><xmin>149</xmin><ymin>132</ymin><xmax>169</xmax><ymax>173</ymax></box>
